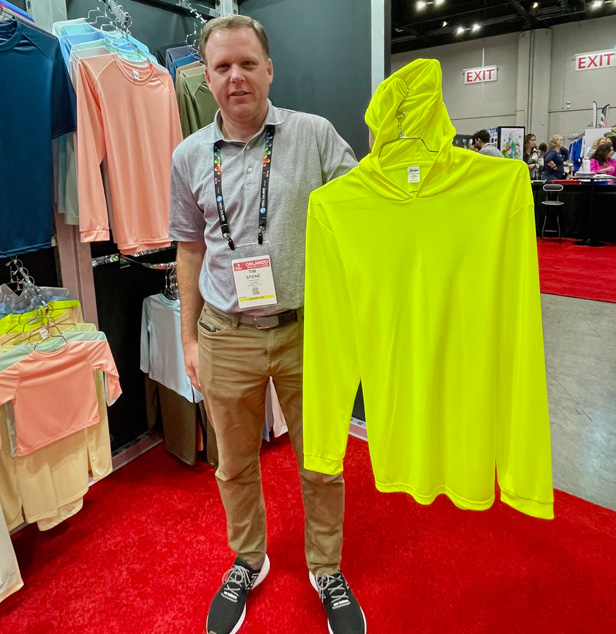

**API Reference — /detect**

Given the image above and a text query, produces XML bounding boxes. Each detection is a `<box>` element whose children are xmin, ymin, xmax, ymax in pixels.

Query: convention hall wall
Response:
<box><xmin>392</xmin><ymin>15</ymin><xmax>616</xmax><ymax>142</ymax></box>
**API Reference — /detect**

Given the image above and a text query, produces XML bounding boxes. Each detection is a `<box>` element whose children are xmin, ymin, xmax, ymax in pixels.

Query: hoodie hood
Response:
<box><xmin>359</xmin><ymin>58</ymin><xmax>472</xmax><ymax>199</ymax></box>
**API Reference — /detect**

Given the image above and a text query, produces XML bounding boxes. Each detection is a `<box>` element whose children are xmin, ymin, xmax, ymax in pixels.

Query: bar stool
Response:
<box><xmin>541</xmin><ymin>183</ymin><xmax>564</xmax><ymax>242</ymax></box>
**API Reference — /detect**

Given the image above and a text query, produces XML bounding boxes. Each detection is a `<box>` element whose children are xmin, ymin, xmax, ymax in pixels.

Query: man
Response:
<box><xmin>168</xmin><ymin>15</ymin><xmax>365</xmax><ymax>634</ymax></box>
<box><xmin>472</xmin><ymin>129</ymin><xmax>503</xmax><ymax>158</ymax></box>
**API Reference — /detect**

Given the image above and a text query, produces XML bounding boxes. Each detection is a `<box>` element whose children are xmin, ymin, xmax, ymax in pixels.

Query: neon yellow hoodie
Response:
<box><xmin>302</xmin><ymin>59</ymin><xmax>553</xmax><ymax>520</ymax></box>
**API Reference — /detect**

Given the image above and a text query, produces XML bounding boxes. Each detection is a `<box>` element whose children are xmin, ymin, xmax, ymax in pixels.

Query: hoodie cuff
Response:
<box><xmin>304</xmin><ymin>454</ymin><xmax>343</xmax><ymax>475</ymax></box>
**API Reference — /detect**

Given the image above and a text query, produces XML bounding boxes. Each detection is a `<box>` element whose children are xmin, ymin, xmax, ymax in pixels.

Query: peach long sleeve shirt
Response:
<box><xmin>76</xmin><ymin>54</ymin><xmax>183</xmax><ymax>253</ymax></box>
<box><xmin>0</xmin><ymin>339</ymin><xmax>121</xmax><ymax>456</ymax></box>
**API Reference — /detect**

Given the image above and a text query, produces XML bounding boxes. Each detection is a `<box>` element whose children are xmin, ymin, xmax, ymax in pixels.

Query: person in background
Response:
<box><xmin>590</xmin><ymin>142</ymin><xmax>616</xmax><ymax>176</ymax></box>
<box><xmin>472</xmin><ymin>130</ymin><xmax>503</xmax><ymax>158</ymax></box>
<box><xmin>591</xmin><ymin>136</ymin><xmax>609</xmax><ymax>153</ymax></box>
<box><xmin>537</xmin><ymin>142</ymin><xmax>547</xmax><ymax>171</ymax></box>
<box><xmin>523</xmin><ymin>133</ymin><xmax>540</xmax><ymax>179</ymax></box>
<box><xmin>604</xmin><ymin>131</ymin><xmax>616</xmax><ymax>153</ymax></box>
<box><xmin>542</xmin><ymin>135</ymin><xmax>566</xmax><ymax>182</ymax></box>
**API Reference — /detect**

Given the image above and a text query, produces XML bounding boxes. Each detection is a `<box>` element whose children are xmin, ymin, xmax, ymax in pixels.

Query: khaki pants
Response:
<box><xmin>197</xmin><ymin>305</ymin><xmax>344</xmax><ymax>575</ymax></box>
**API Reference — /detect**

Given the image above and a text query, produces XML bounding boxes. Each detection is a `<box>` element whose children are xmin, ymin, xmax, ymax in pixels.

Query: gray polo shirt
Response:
<box><xmin>479</xmin><ymin>144</ymin><xmax>503</xmax><ymax>158</ymax></box>
<box><xmin>169</xmin><ymin>101</ymin><xmax>357</xmax><ymax>316</ymax></box>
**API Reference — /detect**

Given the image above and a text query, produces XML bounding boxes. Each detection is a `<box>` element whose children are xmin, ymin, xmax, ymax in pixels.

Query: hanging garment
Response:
<box><xmin>51</xmin><ymin>17</ymin><xmax>86</xmax><ymax>38</ymax></box>
<box><xmin>0</xmin><ymin>500</ymin><xmax>22</xmax><ymax>603</ymax></box>
<box><xmin>0</xmin><ymin>18</ymin><xmax>76</xmax><ymax>258</ymax></box>
<box><xmin>57</xmin><ymin>31</ymin><xmax>164</xmax><ymax>228</ymax></box>
<box><xmin>0</xmin><ymin>338</ymin><xmax>121</xmax><ymax>456</ymax></box>
<box><xmin>76</xmin><ymin>53</ymin><xmax>182</xmax><ymax>253</ymax></box>
<box><xmin>0</xmin><ymin>1</ymin><xmax>33</xmax><ymax>22</ymax></box>
<box><xmin>155</xmin><ymin>41</ymin><xmax>187</xmax><ymax>66</ymax></box>
<box><xmin>165</xmin><ymin>44</ymin><xmax>195</xmax><ymax>72</ymax></box>
<box><xmin>0</xmin><ymin>326</ymin><xmax>114</xmax><ymax>532</ymax></box>
<box><xmin>0</xmin><ymin>299</ymin><xmax>81</xmax><ymax>335</ymax></box>
<box><xmin>140</xmin><ymin>293</ymin><xmax>203</xmax><ymax>403</ymax></box>
<box><xmin>303</xmin><ymin>59</ymin><xmax>553</xmax><ymax>520</ymax></box>
<box><xmin>170</xmin><ymin>52</ymin><xmax>200</xmax><ymax>85</ymax></box>
<box><xmin>176</xmin><ymin>64</ymin><xmax>218</xmax><ymax>138</ymax></box>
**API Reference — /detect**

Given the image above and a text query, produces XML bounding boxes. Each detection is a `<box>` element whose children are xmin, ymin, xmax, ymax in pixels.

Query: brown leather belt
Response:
<box><xmin>238</xmin><ymin>308</ymin><xmax>300</xmax><ymax>329</ymax></box>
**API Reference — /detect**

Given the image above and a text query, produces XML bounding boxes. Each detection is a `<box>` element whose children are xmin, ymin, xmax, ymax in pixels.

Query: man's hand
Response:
<box><xmin>184</xmin><ymin>339</ymin><xmax>201</xmax><ymax>392</ymax></box>
<box><xmin>177</xmin><ymin>240</ymin><xmax>207</xmax><ymax>393</ymax></box>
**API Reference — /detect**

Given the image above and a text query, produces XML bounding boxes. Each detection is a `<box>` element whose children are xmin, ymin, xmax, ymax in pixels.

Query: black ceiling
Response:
<box><xmin>392</xmin><ymin>0</ymin><xmax>613</xmax><ymax>54</ymax></box>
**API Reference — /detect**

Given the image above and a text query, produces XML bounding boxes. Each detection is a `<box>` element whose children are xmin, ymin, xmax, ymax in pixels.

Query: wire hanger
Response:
<box><xmin>378</xmin><ymin>111</ymin><xmax>438</xmax><ymax>156</ymax></box>
<box><xmin>85</xmin><ymin>6</ymin><xmax>104</xmax><ymax>26</ymax></box>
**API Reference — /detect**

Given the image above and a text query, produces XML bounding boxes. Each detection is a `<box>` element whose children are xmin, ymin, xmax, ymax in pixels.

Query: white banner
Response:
<box><xmin>575</xmin><ymin>51</ymin><xmax>616</xmax><ymax>71</ymax></box>
<box><xmin>463</xmin><ymin>66</ymin><xmax>498</xmax><ymax>84</ymax></box>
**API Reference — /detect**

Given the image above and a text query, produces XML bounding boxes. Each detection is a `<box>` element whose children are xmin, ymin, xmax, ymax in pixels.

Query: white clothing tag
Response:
<box><xmin>231</xmin><ymin>255</ymin><xmax>277</xmax><ymax>308</ymax></box>
<box><xmin>132</xmin><ymin>70</ymin><xmax>140</xmax><ymax>79</ymax></box>
<box><xmin>408</xmin><ymin>166</ymin><xmax>421</xmax><ymax>183</ymax></box>
<box><xmin>40</xmin><ymin>329</ymin><xmax>49</xmax><ymax>340</ymax></box>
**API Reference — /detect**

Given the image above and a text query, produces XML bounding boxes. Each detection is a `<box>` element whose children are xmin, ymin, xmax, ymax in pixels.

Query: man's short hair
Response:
<box><xmin>472</xmin><ymin>130</ymin><xmax>491</xmax><ymax>144</ymax></box>
<box><xmin>199</xmin><ymin>15</ymin><xmax>270</xmax><ymax>66</ymax></box>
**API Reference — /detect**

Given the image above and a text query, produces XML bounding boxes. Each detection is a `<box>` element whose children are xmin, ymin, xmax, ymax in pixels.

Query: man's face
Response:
<box><xmin>204</xmin><ymin>28</ymin><xmax>273</xmax><ymax>123</ymax></box>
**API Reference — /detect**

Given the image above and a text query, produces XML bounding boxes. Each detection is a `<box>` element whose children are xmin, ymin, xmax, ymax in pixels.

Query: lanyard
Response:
<box><xmin>213</xmin><ymin>125</ymin><xmax>275</xmax><ymax>251</ymax></box>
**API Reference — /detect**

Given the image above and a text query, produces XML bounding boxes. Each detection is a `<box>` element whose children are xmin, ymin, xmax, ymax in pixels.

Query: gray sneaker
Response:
<box><xmin>206</xmin><ymin>555</ymin><xmax>270</xmax><ymax>634</ymax></box>
<box><xmin>310</xmin><ymin>570</ymin><xmax>367</xmax><ymax>634</ymax></box>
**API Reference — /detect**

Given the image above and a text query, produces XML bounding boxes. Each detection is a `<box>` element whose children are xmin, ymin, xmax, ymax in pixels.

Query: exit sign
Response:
<box><xmin>575</xmin><ymin>50</ymin><xmax>616</xmax><ymax>71</ymax></box>
<box><xmin>463</xmin><ymin>66</ymin><xmax>498</xmax><ymax>84</ymax></box>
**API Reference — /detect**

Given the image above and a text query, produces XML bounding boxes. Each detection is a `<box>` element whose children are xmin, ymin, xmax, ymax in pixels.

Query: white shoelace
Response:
<box><xmin>221</xmin><ymin>564</ymin><xmax>252</xmax><ymax>594</ymax></box>
<box><xmin>315</xmin><ymin>572</ymin><xmax>350</xmax><ymax>603</ymax></box>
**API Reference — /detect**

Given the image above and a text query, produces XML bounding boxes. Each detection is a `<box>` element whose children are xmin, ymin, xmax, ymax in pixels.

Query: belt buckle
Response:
<box><xmin>253</xmin><ymin>315</ymin><xmax>279</xmax><ymax>329</ymax></box>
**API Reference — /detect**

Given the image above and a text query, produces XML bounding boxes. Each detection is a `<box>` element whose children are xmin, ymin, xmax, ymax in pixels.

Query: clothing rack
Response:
<box><xmin>134</xmin><ymin>0</ymin><xmax>219</xmax><ymax>19</ymax></box>
<box><xmin>91</xmin><ymin>246</ymin><xmax>176</xmax><ymax>269</ymax></box>
<box><xmin>91</xmin><ymin>251</ymin><xmax>179</xmax><ymax>300</ymax></box>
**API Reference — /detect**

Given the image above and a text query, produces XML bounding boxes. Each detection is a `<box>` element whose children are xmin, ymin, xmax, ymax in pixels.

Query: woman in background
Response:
<box><xmin>523</xmin><ymin>133</ymin><xmax>540</xmax><ymax>179</ymax></box>
<box><xmin>590</xmin><ymin>142</ymin><xmax>616</xmax><ymax>176</ymax></box>
<box><xmin>542</xmin><ymin>135</ymin><xmax>566</xmax><ymax>182</ymax></box>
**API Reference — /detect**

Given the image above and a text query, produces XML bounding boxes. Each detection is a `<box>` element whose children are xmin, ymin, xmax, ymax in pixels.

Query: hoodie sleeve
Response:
<box><xmin>496</xmin><ymin>199</ymin><xmax>554</xmax><ymax>519</ymax></box>
<box><xmin>303</xmin><ymin>198</ymin><xmax>360</xmax><ymax>475</ymax></box>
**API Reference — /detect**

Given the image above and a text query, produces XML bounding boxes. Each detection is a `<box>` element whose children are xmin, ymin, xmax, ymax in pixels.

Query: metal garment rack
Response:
<box><xmin>132</xmin><ymin>0</ymin><xmax>239</xmax><ymax>19</ymax></box>
<box><xmin>91</xmin><ymin>246</ymin><xmax>176</xmax><ymax>269</ymax></box>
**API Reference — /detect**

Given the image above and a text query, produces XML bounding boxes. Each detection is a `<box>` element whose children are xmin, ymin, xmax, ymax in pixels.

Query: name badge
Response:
<box><xmin>231</xmin><ymin>255</ymin><xmax>278</xmax><ymax>308</ymax></box>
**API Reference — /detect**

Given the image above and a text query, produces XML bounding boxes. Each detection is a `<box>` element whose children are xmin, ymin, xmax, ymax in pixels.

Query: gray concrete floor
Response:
<box><xmin>541</xmin><ymin>294</ymin><xmax>616</xmax><ymax>511</ymax></box>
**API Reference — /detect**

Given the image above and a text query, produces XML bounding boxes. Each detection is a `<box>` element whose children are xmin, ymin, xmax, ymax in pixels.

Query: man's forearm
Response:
<box><xmin>177</xmin><ymin>241</ymin><xmax>206</xmax><ymax>346</ymax></box>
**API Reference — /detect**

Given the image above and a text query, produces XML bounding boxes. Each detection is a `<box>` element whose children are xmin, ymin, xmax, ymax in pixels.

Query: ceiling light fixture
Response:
<box><xmin>416</xmin><ymin>0</ymin><xmax>445</xmax><ymax>9</ymax></box>
<box><xmin>591</xmin><ymin>0</ymin><xmax>603</xmax><ymax>9</ymax></box>
<box><xmin>442</xmin><ymin>21</ymin><xmax>448</xmax><ymax>27</ymax></box>
<box><xmin>532</xmin><ymin>2</ymin><xmax>539</xmax><ymax>8</ymax></box>
<box><xmin>472</xmin><ymin>23</ymin><xmax>481</xmax><ymax>32</ymax></box>
<box><xmin>456</xmin><ymin>26</ymin><xmax>466</xmax><ymax>35</ymax></box>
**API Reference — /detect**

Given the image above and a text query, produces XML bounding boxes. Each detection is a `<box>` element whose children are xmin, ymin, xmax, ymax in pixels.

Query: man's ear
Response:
<box><xmin>267</xmin><ymin>58</ymin><xmax>274</xmax><ymax>84</ymax></box>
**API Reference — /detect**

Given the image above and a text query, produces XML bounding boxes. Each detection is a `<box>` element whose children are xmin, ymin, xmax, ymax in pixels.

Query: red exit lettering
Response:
<box><xmin>577</xmin><ymin>51</ymin><xmax>616</xmax><ymax>71</ymax></box>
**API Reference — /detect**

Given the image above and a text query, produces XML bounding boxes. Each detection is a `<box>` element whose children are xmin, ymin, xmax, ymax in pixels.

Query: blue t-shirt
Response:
<box><xmin>0</xmin><ymin>19</ymin><xmax>76</xmax><ymax>258</ymax></box>
<box><xmin>542</xmin><ymin>148</ymin><xmax>564</xmax><ymax>180</ymax></box>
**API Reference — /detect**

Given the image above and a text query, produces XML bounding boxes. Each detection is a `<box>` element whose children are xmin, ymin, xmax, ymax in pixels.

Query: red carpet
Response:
<box><xmin>1</xmin><ymin>436</ymin><xmax>615</xmax><ymax>634</ymax></box>
<box><xmin>537</xmin><ymin>238</ymin><xmax>616</xmax><ymax>302</ymax></box>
